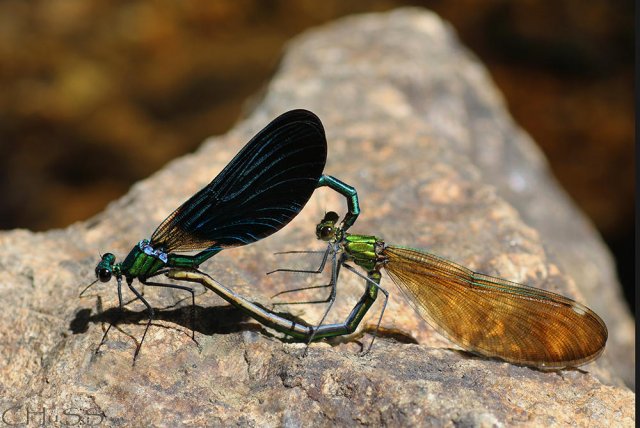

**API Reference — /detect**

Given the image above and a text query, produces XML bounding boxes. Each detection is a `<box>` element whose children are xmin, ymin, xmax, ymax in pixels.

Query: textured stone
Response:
<box><xmin>0</xmin><ymin>8</ymin><xmax>633</xmax><ymax>427</ymax></box>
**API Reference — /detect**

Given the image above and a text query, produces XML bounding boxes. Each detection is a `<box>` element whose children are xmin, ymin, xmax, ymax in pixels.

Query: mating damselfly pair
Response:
<box><xmin>84</xmin><ymin>110</ymin><xmax>607</xmax><ymax>369</ymax></box>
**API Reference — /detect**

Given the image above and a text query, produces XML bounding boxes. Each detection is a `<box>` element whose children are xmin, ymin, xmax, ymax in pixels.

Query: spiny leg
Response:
<box><xmin>94</xmin><ymin>276</ymin><xmax>151</xmax><ymax>355</ymax></box>
<box><xmin>271</xmin><ymin>284</ymin><xmax>335</xmax><ymax>305</ymax></box>
<box><xmin>117</xmin><ymin>276</ymin><xmax>124</xmax><ymax>308</ymax></box>
<box><xmin>140</xmin><ymin>273</ymin><xmax>198</xmax><ymax>346</ymax></box>
<box><xmin>303</xmin><ymin>252</ymin><xmax>343</xmax><ymax>356</ymax></box>
<box><xmin>148</xmin><ymin>267</ymin><xmax>209</xmax><ymax>306</ymax></box>
<box><xmin>95</xmin><ymin>275</ymin><xmax>125</xmax><ymax>355</ymax></box>
<box><xmin>342</xmin><ymin>264</ymin><xmax>389</xmax><ymax>354</ymax></box>
<box><xmin>89</xmin><ymin>281</ymin><xmax>146</xmax><ymax>308</ymax></box>
<box><xmin>268</xmin><ymin>246</ymin><xmax>337</xmax><ymax>305</ymax></box>
<box><xmin>81</xmin><ymin>277</ymin><xmax>118</xmax><ymax>355</ymax></box>
<box><xmin>121</xmin><ymin>282</ymin><xmax>147</xmax><ymax>306</ymax></box>
<box><xmin>300</xmin><ymin>263</ymin><xmax>388</xmax><ymax>354</ymax></box>
<box><xmin>266</xmin><ymin>248</ymin><xmax>331</xmax><ymax>276</ymax></box>
<box><xmin>95</xmin><ymin>318</ymin><xmax>114</xmax><ymax>356</ymax></box>
<box><xmin>270</xmin><ymin>249</ymin><xmax>335</xmax><ymax>304</ymax></box>
<box><xmin>126</xmin><ymin>279</ymin><xmax>154</xmax><ymax>363</ymax></box>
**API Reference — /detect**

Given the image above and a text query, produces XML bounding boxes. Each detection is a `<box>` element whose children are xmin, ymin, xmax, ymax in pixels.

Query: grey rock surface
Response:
<box><xmin>0</xmin><ymin>8</ymin><xmax>634</xmax><ymax>427</ymax></box>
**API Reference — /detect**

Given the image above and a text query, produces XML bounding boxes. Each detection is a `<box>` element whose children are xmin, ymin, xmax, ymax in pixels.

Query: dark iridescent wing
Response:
<box><xmin>151</xmin><ymin>109</ymin><xmax>327</xmax><ymax>253</ymax></box>
<box><xmin>383</xmin><ymin>246</ymin><xmax>607</xmax><ymax>368</ymax></box>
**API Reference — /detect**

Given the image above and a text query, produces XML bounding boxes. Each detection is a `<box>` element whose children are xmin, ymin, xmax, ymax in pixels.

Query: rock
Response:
<box><xmin>0</xmin><ymin>8</ymin><xmax>633</xmax><ymax>427</ymax></box>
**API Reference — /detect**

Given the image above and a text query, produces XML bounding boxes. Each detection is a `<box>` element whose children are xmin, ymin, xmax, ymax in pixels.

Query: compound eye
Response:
<box><xmin>319</xmin><ymin>225</ymin><xmax>333</xmax><ymax>240</ymax></box>
<box><xmin>97</xmin><ymin>268</ymin><xmax>112</xmax><ymax>282</ymax></box>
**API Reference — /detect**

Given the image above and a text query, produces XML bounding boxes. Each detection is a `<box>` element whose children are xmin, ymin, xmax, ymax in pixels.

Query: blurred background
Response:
<box><xmin>0</xmin><ymin>1</ymin><xmax>633</xmax><ymax>312</ymax></box>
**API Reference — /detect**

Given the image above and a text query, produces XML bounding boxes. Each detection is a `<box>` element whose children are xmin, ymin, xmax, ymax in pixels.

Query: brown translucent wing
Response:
<box><xmin>383</xmin><ymin>246</ymin><xmax>607</xmax><ymax>368</ymax></box>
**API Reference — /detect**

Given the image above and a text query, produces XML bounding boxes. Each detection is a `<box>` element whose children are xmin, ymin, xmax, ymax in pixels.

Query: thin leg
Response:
<box><xmin>117</xmin><ymin>276</ymin><xmax>124</xmax><ymax>309</ymax></box>
<box><xmin>272</xmin><ymin>250</ymin><xmax>328</xmax><ymax>256</ymax></box>
<box><xmin>342</xmin><ymin>264</ymin><xmax>389</xmax><ymax>354</ymax></box>
<box><xmin>140</xmin><ymin>277</ymin><xmax>198</xmax><ymax>345</ymax></box>
<box><xmin>95</xmin><ymin>320</ymin><xmax>113</xmax><ymax>355</ymax></box>
<box><xmin>301</xmin><ymin>263</ymin><xmax>385</xmax><ymax>354</ymax></box>
<box><xmin>271</xmin><ymin>283</ymin><xmax>334</xmax><ymax>304</ymax></box>
<box><xmin>266</xmin><ymin>246</ymin><xmax>331</xmax><ymax>276</ymax></box>
<box><xmin>303</xmin><ymin>253</ymin><xmax>342</xmax><ymax>356</ymax></box>
<box><xmin>96</xmin><ymin>275</ymin><xmax>124</xmax><ymax>355</ymax></box>
<box><xmin>122</xmin><ymin>283</ymin><xmax>146</xmax><ymax>306</ymax></box>
<box><xmin>126</xmin><ymin>280</ymin><xmax>154</xmax><ymax>363</ymax></box>
<box><xmin>94</xmin><ymin>295</ymin><xmax>109</xmax><ymax>354</ymax></box>
<box><xmin>268</xmin><ymin>245</ymin><xmax>336</xmax><ymax>305</ymax></box>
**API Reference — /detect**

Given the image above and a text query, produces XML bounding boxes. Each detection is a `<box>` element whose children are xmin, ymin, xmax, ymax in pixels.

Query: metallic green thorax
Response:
<box><xmin>343</xmin><ymin>234</ymin><xmax>382</xmax><ymax>273</ymax></box>
<box><xmin>315</xmin><ymin>211</ymin><xmax>386</xmax><ymax>273</ymax></box>
<box><xmin>97</xmin><ymin>239</ymin><xmax>221</xmax><ymax>283</ymax></box>
<box><xmin>120</xmin><ymin>241</ymin><xmax>166</xmax><ymax>279</ymax></box>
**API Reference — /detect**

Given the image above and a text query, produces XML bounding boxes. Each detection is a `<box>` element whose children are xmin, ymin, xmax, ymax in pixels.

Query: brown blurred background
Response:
<box><xmin>0</xmin><ymin>1</ymin><xmax>633</xmax><ymax>312</ymax></box>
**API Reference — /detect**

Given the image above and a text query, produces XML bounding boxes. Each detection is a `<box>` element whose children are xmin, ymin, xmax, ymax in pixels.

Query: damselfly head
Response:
<box><xmin>316</xmin><ymin>211</ymin><xmax>340</xmax><ymax>241</ymax></box>
<box><xmin>95</xmin><ymin>253</ymin><xmax>116</xmax><ymax>282</ymax></box>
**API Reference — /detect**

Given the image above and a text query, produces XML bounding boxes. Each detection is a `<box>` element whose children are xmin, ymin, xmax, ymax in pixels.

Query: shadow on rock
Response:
<box><xmin>69</xmin><ymin>301</ymin><xmax>319</xmax><ymax>340</ymax></box>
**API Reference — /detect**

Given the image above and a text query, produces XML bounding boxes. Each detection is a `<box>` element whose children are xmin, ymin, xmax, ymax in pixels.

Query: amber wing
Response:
<box><xmin>383</xmin><ymin>246</ymin><xmax>607</xmax><ymax>368</ymax></box>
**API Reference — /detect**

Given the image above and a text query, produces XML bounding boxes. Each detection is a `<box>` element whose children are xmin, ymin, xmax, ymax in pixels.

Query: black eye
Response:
<box><xmin>320</xmin><ymin>226</ymin><xmax>333</xmax><ymax>239</ymax></box>
<box><xmin>97</xmin><ymin>268</ymin><xmax>111</xmax><ymax>282</ymax></box>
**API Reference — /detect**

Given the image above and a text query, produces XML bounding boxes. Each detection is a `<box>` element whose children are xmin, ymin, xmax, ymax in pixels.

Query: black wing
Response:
<box><xmin>150</xmin><ymin>109</ymin><xmax>327</xmax><ymax>253</ymax></box>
